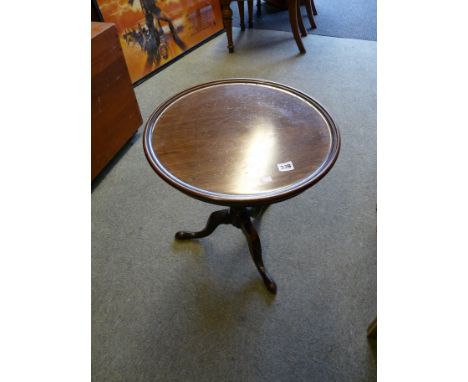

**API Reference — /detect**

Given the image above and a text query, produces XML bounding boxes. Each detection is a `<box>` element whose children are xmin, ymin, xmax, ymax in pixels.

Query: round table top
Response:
<box><xmin>143</xmin><ymin>79</ymin><xmax>340</xmax><ymax>206</ymax></box>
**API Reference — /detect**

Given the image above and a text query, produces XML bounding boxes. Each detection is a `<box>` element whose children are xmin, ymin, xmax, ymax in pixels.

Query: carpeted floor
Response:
<box><xmin>92</xmin><ymin>27</ymin><xmax>376</xmax><ymax>382</ymax></box>
<box><xmin>232</xmin><ymin>0</ymin><xmax>377</xmax><ymax>41</ymax></box>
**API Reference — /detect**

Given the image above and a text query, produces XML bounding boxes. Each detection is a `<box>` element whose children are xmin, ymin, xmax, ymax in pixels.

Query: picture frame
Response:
<box><xmin>92</xmin><ymin>0</ymin><xmax>224</xmax><ymax>85</ymax></box>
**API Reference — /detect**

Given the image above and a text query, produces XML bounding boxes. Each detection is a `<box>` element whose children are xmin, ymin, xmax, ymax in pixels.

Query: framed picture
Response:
<box><xmin>93</xmin><ymin>0</ymin><xmax>224</xmax><ymax>84</ymax></box>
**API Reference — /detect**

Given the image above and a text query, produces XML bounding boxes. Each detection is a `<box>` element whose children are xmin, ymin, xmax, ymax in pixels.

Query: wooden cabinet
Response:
<box><xmin>91</xmin><ymin>22</ymin><xmax>142</xmax><ymax>180</ymax></box>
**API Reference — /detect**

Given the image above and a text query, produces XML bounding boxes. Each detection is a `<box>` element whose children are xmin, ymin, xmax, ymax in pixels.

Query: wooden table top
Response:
<box><xmin>143</xmin><ymin>79</ymin><xmax>340</xmax><ymax>206</ymax></box>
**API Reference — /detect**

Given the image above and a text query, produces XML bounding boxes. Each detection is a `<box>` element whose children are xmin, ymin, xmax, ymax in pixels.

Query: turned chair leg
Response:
<box><xmin>221</xmin><ymin>2</ymin><xmax>234</xmax><ymax>52</ymax></box>
<box><xmin>237</xmin><ymin>1</ymin><xmax>246</xmax><ymax>30</ymax></box>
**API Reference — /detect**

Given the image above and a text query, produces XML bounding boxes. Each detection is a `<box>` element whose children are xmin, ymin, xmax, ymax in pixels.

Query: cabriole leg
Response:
<box><xmin>175</xmin><ymin>209</ymin><xmax>230</xmax><ymax>239</ymax></box>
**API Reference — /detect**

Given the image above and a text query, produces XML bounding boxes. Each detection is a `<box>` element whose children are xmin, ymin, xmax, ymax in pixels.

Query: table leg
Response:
<box><xmin>175</xmin><ymin>206</ymin><xmax>277</xmax><ymax>293</ymax></box>
<box><xmin>221</xmin><ymin>1</ymin><xmax>234</xmax><ymax>53</ymax></box>
<box><xmin>239</xmin><ymin>213</ymin><xmax>277</xmax><ymax>294</ymax></box>
<box><xmin>175</xmin><ymin>209</ymin><xmax>230</xmax><ymax>239</ymax></box>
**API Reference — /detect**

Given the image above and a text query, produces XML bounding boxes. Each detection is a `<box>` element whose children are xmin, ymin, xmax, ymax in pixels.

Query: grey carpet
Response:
<box><xmin>232</xmin><ymin>0</ymin><xmax>377</xmax><ymax>41</ymax></box>
<box><xmin>92</xmin><ymin>28</ymin><xmax>376</xmax><ymax>381</ymax></box>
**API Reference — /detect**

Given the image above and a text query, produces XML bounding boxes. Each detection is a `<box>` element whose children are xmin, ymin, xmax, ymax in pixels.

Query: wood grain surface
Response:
<box><xmin>91</xmin><ymin>22</ymin><xmax>142</xmax><ymax>180</ymax></box>
<box><xmin>144</xmin><ymin>79</ymin><xmax>340</xmax><ymax>206</ymax></box>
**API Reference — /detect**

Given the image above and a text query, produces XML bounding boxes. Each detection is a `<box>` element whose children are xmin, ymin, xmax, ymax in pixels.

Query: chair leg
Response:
<box><xmin>311</xmin><ymin>0</ymin><xmax>317</xmax><ymax>15</ymax></box>
<box><xmin>237</xmin><ymin>1</ymin><xmax>245</xmax><ymax>31</ymax></box>
<box><xmin>248</xmin><ymin>0</ymin><xmax>254</xmax><ymax>28</ymax></box>
<box><xmin>288</xmin><ymin>0</ymin><xmax>306</xmax><ymax>53</ymax></box>
<box><xmin>257</xmin><ymin>0</ymin><xmax>262</xmax><ymax>16</ymax></box>
<box><xmin>297</xmin><ymin>3</ymin><xmax>307</xmax><ymax>36</ymax></box>
<box><xmin>221</xmin><ymin>1</ymin><xmax>234</xmax><ymax>52</ymax></box>
<box><xmin>304</xmin><ymin>0</ymin><xmax>317</xmax><ymax>29</ymax></box>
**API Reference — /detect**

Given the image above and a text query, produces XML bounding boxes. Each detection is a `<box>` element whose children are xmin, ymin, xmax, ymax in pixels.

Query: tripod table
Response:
<box><xmin>143</xmin><ymin>79</ymin><xmax>340</xmax><ymax>293</ymax></box>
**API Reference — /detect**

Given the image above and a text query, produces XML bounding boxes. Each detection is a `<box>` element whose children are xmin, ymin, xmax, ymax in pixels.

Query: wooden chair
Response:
<box><xmin>233</xmin><ymin>0</ymin><xmax>318</xmax><ymax>52</ymax></box>
<box><xmin>221</xmin><ymin>0</ymin><xmax>307</xmax><ymax>54</ymax></box>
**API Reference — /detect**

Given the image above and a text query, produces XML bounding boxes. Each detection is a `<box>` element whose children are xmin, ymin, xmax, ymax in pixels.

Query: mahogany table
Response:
<box><xmin>143</xmin><ymin>79</ymin><xmax>340</xmax><ymax>294</ymax></box>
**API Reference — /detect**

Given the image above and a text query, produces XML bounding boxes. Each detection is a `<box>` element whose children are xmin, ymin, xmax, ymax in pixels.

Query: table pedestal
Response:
<box><xmin>175</xmin><ymin>206</ymin><xmax>277</xmax><ymax>294</ymax></box>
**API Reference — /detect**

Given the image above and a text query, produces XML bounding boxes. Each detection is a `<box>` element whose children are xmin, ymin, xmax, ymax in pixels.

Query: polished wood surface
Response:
<box><xmin>144</xmin><ymin>79</ymin><xmax>340</xmax><ymax>206</ymax></box>
<box><xmin>144</xmin><ymin>79</ymin><xmax>339</xmax><ymax>293</ymax></box>
<box><xmin>91</xmin><ymin>22</ymin><xmax>142</xmax><ymax>180</ymax></box>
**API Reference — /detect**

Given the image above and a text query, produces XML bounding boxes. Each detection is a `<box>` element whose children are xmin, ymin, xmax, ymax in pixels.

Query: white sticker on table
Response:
<box><xmin>277</xmin><ymin>161</ymin><xmax>295</xmax><ymax>172</ymax></box>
